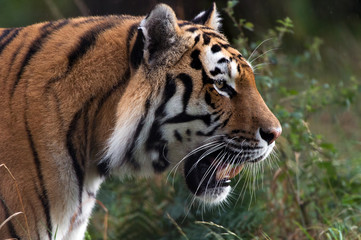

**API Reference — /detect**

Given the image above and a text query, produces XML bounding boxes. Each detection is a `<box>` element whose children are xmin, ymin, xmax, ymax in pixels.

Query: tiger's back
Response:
<box><xmin>0</xmin><ymin>4</ymin><xmax>281</xmax><ymax>239</ymax></box>
<box><xmin>0</xmin><ymin>15</ymin><xmax>143</xmax><ymax>239</ymax></box>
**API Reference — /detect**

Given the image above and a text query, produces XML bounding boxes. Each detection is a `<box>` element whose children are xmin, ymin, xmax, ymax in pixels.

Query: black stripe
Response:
<box><xmin>8</xmin><ymin>44</ymin><xmax>23</xmax><ymax>70</ymax></box>
<box><xmin>196</xmin><ymin>122</ymin><xmax>222</xmax><ymax>136</ymax></box>
<box><xmin>125</xmin><ymin>98</ymin><xmax>151</xmax><ymax>169</ymax></box>
<box><xmin>186</xmin><ymin>27</ymin><xmax>198</xmax><ymax>33</ymax></box>
<box><xmin>0</xmin><ymin>28</ymin><xmax>22</xmax><ymax>55</ymax></box>
<box><xmin>66</xmin><ymin>98</ymin><xmax>96</xmax><ymax>212</ymax></box>
<box><xmin>67</xmin><ymin>22</ymin><xmax>115</xmax><ymax>70</ymax></box>
<box><xmin>67</xmin><ymin>110</ymin><xmax>84</xmax><ymax>209</ymax></box>
<box><xmin>2</xmin><ymin>43</ymin><xmax>23</xmax><ymax>87</ymax></box>
<box><xmin>46</xmin><ymin>22</ymin><xmax>116</xmax><ymax>89</ymax></box>
<box><xmin>10</xmin><ymin>20</ymin><xmax>68</xmax><ymax>98</ymax></box>
<box><xmin>205</xmin><ymin>91</ymin><xmax>216</xmax><ymax>109</ymax></box>
<box><xmin>147</xmin><ymin>75</ymin><xmax>176</xmax><ymax>147</ymax></box>
<box><xmin>176</xmin><ymin>73</ymin><xmax>193</xmax><ymax>112</ymax></box>
<box><xmin>202</xmin><ymin>69</ymin><xmax>213</xmax><ymax>86</ymax></box>
<box><xmin>217</xmin><ymin>58</ymin><xmax>228</xmax><ymax>64</ymax></box>
<box><xmin>210</xmin><ymin>67</ymin><xmax>221</xmax><ymax>76</ymax></box>
<box><xmin>126</xmin><ymin>23</ymin><xmax>139</xmax><ymax>57</ymax></box>
<box><xmin>211</xmin><ymin>44</ymin><xmax>221</xmax><ymax>53</ymax></box>
<box><xmin>174</xmin><ymin>130</ymin><xmax>183</xmax><ymax>142</ymax></box>
<box><xmin>221</xmin><ymin>84</ymin><xmax>237</xmax><ymax>98</ymax></box>
<box><xmin>204</xmin><ymin>32</ymin><xmax>227</xmax><ymax>42</ymax></box>
<box><xmin>24</xmin><ymin>117</ymin><xmax>52</xmax><ymax>239</ymax></box>
<box><xmin>146</xmin><ymin>75</ymin><xmax>176</xmax><ymax>172</ymax></box>
<box><xmin>190</xmin><ymin>49</ymin><xmax>202</xmax><ymax>70</ymax></box>
<box><xmin>225</xmin><ymin>138</ymin><xmax>261</xmax><ymax>148</ymax></box>
<box><xmin>159</xmin><ymin>74</ymin><xmax>211</xmax><ymax>126</ymax></box>
<box><xmin>154</xmin><ymin>74</ymin><xmax>177</xmax><ymax>117</ymax></box>
<box><xmin>200</xmin><ymin>26</ymin><xmax>214</xmax><ymax>31</ymax></box>
<box><xmin>97</xmin><ymin>159</ymin><xmax>109</xmax><ymax>177</ymax></box>
<box><xmin>213</xmin><ymin>111</ymin><xmax>224</xmax><ymax>122</ymax></box>
<box><xmin>220</xmin><ymin>43</ymin><xmax>230</xmax><ymax>49</ymax></box>
<box><xmin>0</xmin><ymin>28</ymin><xmax>12</xmax><ymax>42</ymax></box>
<box><xmin>202</xmin><ymin>33</ymin><xmax>210</xmax><ymax>45</ymax></box>
<box><xmin>221</xmin><ymin>113</ymin><xmax>232</xmax><ymax>128</ymax></box>
<box><xmin>193</xmin><ymin>35</ymin><xmax>200</xmax><ymax>47</ymax></box>
<box><xmin>164</xmin><ymin>112</ymin><xmax>211</xmax><ymax>125</ymax></box>
<box><xmin>130</xmin><ymin>28</ymin><xmax>144</xmax><ymax>69</ymax></box>
<box><xmin>235</xmin><ymin>137</ymin><xmax>260</xmax><ymax>143</ymax></box>
<box><xmin>211</xmin><ymin>109</ymin><xmax>223</xmax><ymax>115</ymax></box>
<box><xmin>0</xmin><ymin>193</ymin><xmax>20</xmax><ymax>239</ymax></box>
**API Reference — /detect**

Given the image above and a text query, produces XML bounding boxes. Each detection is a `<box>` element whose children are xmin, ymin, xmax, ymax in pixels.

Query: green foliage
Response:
<box><xmin>88</xmin><ymin>1</ymin><xmax>361</xmax><ymax>239</ymax></box>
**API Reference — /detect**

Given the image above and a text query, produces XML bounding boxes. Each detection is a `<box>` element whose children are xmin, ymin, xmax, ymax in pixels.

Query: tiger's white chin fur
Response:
<box><xmin>197</xmin><ymin>186</ymin><xmax>231</xmax><ymax>205</ymax></box>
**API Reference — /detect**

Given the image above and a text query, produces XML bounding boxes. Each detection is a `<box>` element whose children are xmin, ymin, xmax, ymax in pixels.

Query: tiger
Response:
<box><xmin>0</xmin><ymin>3</ymin><xmax>281</xmax><ymax>239</ymax></box>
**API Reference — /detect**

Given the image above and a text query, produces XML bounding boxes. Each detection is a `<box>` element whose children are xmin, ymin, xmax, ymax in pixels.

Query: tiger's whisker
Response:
<box><xmin>247</xmin><ymin>38</ymin><xmax>274</xmax><ymax>62</ymax></box>
<box><xmin>249</xmin><ymin>47</ymin><xmax>279</xmax><ymax>64</ymax></box>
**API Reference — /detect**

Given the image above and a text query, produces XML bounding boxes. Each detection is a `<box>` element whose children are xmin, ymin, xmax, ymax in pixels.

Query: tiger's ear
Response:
<box><xmin>191</xmin><ymin>3</ymin><xmax>222</xmax><ymax>31</ymax></box>
<box><xmin>136</xmin><ymin>4</ymin><xmax>182</xmax><ymax>67</ymax></box>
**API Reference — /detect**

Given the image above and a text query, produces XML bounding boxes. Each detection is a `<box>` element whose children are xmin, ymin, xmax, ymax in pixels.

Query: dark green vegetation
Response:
<box><xmin>1</xmin><ymin>0</ymin><xmax>360</xmax><ymax>239</ymax></box>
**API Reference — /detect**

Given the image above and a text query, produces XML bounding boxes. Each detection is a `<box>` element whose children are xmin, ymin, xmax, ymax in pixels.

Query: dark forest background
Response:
<box><xmin>1</xmin><ymin>0</ymin><xmax>360</xmax><ymax>239</ymax></box>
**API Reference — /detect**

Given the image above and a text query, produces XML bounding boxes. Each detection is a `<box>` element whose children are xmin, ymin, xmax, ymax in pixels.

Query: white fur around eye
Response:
<box><xmin>228</xmin><ymin>61</ymin><xmax>237</xmax><ymax>88</ymax></box>
<box><xmin>213</xmin><ymin>83</ymin><xmax>229</xmax><ymax>97</ymax></box>
<box><xmin>204</xmin><ymin>46</ymin><xmax>225</xmax><ymax>70</ymax></box>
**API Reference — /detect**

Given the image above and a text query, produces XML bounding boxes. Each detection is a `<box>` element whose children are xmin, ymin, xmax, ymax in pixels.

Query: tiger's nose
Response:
<box><xmin>259</xmin><ymin>127</ymin><xmax>282</xmax><ymax>145</ymax></box>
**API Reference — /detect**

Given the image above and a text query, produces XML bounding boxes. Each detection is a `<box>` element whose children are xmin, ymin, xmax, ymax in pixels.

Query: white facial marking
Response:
<box><xmin>204</xmin><ymin>46</ymin><xmax>226</xmax><ymax>73</ymax></box>
<box><xmin>203</xmin><ymin>46</ymin><xmax>238</xmax><ymax>97</ymax></box>
<box><xmin>228</xmin><ymin>60</ymin><xmax>237</xmax><ymax>89</ymax></box>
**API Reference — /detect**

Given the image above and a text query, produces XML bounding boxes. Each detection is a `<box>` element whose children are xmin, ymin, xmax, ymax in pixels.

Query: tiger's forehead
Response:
<box><xmin>180</xmin><ymin>22</ymin><xmax>253</xmax><ymax>88</ymax></box>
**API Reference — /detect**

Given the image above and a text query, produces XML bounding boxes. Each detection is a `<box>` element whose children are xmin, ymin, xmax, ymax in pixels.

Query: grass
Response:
<box><xmin>0</xmin><ymin>164</ymin><xmax>31</xmax><ymax>239</ymax></box>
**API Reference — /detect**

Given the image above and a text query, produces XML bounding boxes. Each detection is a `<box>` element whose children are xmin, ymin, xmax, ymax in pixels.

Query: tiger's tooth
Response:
<box><xmin>228</xmin><ymin>165</ymin><xmax>244</xmax><ymax>179</ymax></box>
<box><xmin>215</xmin><ymin>165</ymin><xmax>229</xmax><ymax>180</ymax></box>
<box><xmin>216</xmin><ymin>164</ymin><xmax>244</xmax><ymax>181</ymax></box>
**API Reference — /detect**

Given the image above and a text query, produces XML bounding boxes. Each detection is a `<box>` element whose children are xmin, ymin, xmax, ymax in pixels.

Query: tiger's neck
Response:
<box><xmin>26</xmin><ymin>18</ymin><xmax>141</xmax><ymax>238</ymax></box>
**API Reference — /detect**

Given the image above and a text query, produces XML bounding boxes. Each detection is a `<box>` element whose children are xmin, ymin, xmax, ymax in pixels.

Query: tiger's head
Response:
<box><xmin>105</xmin><ymin>4</ymin><xmax>281</xmax><ymax>204</ymax></box>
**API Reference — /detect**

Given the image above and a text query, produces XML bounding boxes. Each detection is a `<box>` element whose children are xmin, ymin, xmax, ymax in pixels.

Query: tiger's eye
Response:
<box><xmin>215</xmin><ymin>80</ymin><xmax>225</xmax><ymax>89</ymax></box>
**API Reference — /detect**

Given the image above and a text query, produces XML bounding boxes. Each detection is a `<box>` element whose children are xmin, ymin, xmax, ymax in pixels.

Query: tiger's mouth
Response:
<box><xmin>183</xmin><ymin>148</ymin><xmax>246</xmax><ymax>199</ymax></box>
<box><xmin>183</xmin><ymin>144</ymin><xmax>271</xmax><ymax>203</ymax></box>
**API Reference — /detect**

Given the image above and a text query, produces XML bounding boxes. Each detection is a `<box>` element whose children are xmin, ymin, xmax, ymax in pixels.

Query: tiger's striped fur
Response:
<box><xmin>0</xmin><ymin>4</ymin><xmax>281</xmax><ymax>239</ymax></box>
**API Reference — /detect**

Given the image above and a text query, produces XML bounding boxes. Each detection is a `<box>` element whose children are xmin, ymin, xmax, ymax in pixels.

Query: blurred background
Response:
<box><xmin>1</xmin><ymin>0</ymin><xmax>360</xmax><ymax>239</ymax></box>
